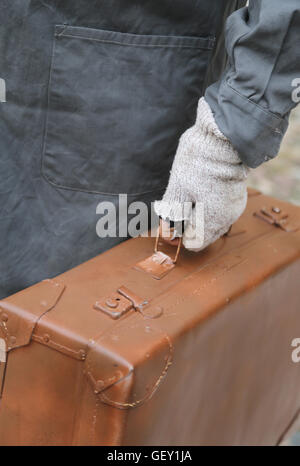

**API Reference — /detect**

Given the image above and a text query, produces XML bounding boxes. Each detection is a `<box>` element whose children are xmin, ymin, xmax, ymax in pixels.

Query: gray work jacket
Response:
<box><xmin>206</xmin><ymin>0</ymin><xmax>300</xmax><ymax>168</ymax></box>
<box><xmin>0</xmin><ymin>0</ymin><xmax>299</xmax><ymax>297</ymax></box>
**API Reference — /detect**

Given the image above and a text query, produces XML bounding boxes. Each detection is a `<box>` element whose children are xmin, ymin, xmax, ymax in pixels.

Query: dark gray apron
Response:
<box><xmin>0</xmin><ymin>0</ymin><xmax>245</xmax><ymax>298</ymax></box>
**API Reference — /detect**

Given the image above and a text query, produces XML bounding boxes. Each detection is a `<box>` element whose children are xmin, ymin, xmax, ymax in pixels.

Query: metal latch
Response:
<box><xmin>254</xmin><ymin>206</ymin><xmax>297</xmax><ymax>232</ymax></box>
<box><xmin>94</xmin><ymin>286</ymin><xmax>163</xmax><ymax>320</ymax></box>
<box><xmin>94</xmin><ymin>286</ymin><xmax>148</xmax><ymax>319</ymax></box>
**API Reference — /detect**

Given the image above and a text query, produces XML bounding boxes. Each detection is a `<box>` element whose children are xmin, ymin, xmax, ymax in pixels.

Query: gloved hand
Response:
<box><xmin>154</xmin><ymin>97</ymin><xmax>249</xmax><ymax>251</ymax></box>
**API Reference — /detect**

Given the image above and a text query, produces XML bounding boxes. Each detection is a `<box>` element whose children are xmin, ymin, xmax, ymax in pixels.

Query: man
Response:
<box><xmin>0</xmin><ymin>0</ymin><xmax>299</xmax><ymax>298</ymax></box>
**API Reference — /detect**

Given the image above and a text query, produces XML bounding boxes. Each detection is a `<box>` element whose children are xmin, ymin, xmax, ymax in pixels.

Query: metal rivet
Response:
<box><xmin>40</xmin><ymin>300</ymin><xmax>47</xmax><ymax>307</ymax></box>
<box><xmin>43</xmin><ymin>334</ymin><xmax>50</xmax><ymax>343</ymax></box>
<box><xmin>1</xmin><ymin>313</ymin><xmax>8</xmax><ymax>322</ymax></box>
<box><xmin>79</xmin><ymin>350</ymin><xmax>86</xmax><ymax>360</ymax></box>
<box><xmin>272</xmin><ymin>206</ymin><xmax>281</xmax><ymax>214</ymax></box>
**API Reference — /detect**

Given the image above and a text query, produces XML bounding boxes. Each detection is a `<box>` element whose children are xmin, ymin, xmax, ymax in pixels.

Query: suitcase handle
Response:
<box><xmin>154</xmin><ymin>220</ymin><xmax>182</xmax><ymax>264</ymax></box>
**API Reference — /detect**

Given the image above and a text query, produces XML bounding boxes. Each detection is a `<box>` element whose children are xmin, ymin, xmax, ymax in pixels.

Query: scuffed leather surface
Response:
<box><xmin>0</xmin><ymin>192</ymin><xmax>299</xmax><ymax>445</ymax></box>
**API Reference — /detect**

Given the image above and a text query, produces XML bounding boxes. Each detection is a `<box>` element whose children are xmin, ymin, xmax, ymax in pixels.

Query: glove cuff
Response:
<box><xmin>195</xmin><ymin>97</ymin><xmax>229</xmax><ymax>141</ymax></box>
<box><xmin>154</xmin><ymin>199</ymin><xmax>192</xmax><ymax>222</ymax></box>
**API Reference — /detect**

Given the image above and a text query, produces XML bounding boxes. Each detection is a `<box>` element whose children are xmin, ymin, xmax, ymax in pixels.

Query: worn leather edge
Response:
<box><xmin>0</xmin><ymin>279</ymin><xmax>65</xmax><ymax>351</ymax></box>
<box><xmin>84</xmin><ymin>312</ymin><xmax>174</xmax><ymax>409</ymax></box>
<box><xmin>277</xmin><ymin>407</ymin><xmax>300</xmax><ymax>445</ymax></box>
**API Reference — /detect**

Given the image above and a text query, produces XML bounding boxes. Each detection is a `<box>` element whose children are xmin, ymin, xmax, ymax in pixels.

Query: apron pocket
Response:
<box><xmin>42</xmin><ymin>25</ymin><xmax>215</xmax><ymax>195</ymax></box>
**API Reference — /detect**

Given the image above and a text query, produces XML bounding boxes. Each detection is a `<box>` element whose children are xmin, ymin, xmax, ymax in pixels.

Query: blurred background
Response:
<box><xmin>248</xmin><ymin>106</ymin><xmax>300</xmax><ymax>205</ymax></box>
<box><xmin>249</xmin><ymin>105</ymin><xmax>299</xmax><ymax>446</ymax></box>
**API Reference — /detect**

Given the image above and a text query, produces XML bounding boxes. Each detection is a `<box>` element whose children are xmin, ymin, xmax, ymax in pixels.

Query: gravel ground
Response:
<box><xmin>248</xmin><ymin>106</ymin><xmax>300</xmax><ymax>205</ymax></box>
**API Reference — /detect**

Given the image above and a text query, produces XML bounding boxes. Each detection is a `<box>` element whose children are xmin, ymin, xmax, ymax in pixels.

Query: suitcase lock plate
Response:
<box><xmin>134</xmin><ymin>222</ymin><xmax>182</xmax><ymax>280</ymax></box>
<box><xmin>254</xmin><ymin>207</ymin><xmax>297</xmax><ymax>232</ymax></box>
<box><xmin>94</xmin><ymin>286</ymin><xmax>148</xmax><ymax>319</ymax></box>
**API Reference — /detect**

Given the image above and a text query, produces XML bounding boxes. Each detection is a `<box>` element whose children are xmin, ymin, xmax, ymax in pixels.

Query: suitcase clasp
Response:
<box><xmin>94</xmin><ymin>286</ymin><xmax>148</xmax><ymax>319</ymax></box>
<box><xmin>254</xmin><ymin>207</ymin><xmax>297</xmax><ymax>232</ymax></box>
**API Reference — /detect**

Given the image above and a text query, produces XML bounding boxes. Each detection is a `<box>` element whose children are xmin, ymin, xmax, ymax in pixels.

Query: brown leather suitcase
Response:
<box><xmin>0</xmin><ymin>189</ymin><xmax>299</xmax><ymax>446</ymax></box>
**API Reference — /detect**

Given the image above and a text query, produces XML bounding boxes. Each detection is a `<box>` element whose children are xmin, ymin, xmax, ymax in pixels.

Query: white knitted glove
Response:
<box><xmin>154</xmin><ymin>97</ymin><xmax>249</xmax><ymax>252</ymax></box>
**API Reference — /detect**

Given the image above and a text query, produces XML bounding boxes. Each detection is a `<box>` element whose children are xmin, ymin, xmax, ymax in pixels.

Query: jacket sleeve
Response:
<box><xmin>205</xmin><ymin>0</ymin><xmax>300</xmax><ymax>168</ymax></box>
